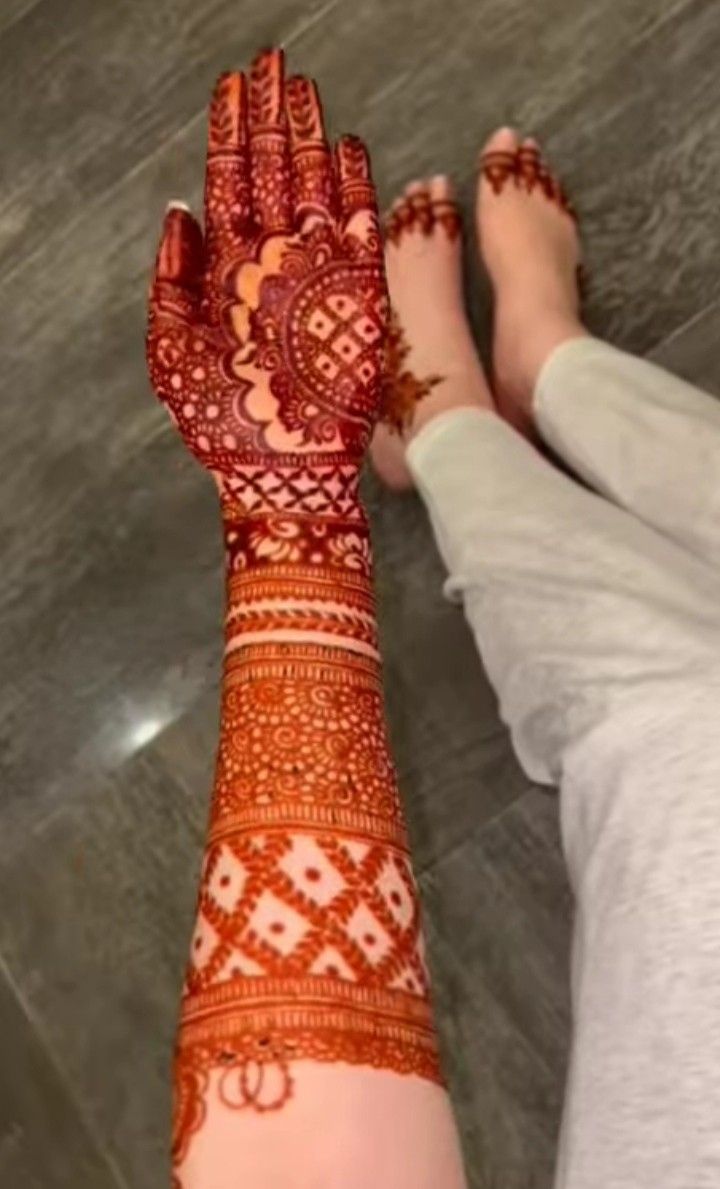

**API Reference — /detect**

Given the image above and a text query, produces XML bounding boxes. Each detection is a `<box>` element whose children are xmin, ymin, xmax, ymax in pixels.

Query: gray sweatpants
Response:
<box><xmin>406</xmin><ymin>338</ymin><xmax>720</xmax><ymax>1189</ymax></box>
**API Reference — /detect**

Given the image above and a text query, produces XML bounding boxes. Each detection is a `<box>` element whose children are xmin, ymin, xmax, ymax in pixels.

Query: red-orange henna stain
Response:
<box><xmin>380</xmin><ymin>189</ymin><xmax>458</xmax><ymax>431</ymax></box>
<box><xmin>480</xmin><ymin>145</ymin><xmax>577</xmax><ymax>219</ymax></box>
<box><xmin>146</xmin><ymin>47</ymin><xmax>442</xmax><ymax>1177</ymax></box>
<box><xmin>285</xmin><ymin>75</ymin><xmax>335</xmax><ymax>220</ymax></box>
<box><xmin>381</xmin><ymin>309</ymin><xmax>443</xmax><ymax>434</ymax></box>
<box><xmin>385</xmin><ymin>193</ymin><xmax>461</xmax><ymax>246</ymax></box>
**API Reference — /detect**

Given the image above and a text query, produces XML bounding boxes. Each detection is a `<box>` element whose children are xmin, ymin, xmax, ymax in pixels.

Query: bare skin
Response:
<box><xmin>371</xmin><ymin>127</ymin><xmax>585</xmax><ymax>488</ymax></box>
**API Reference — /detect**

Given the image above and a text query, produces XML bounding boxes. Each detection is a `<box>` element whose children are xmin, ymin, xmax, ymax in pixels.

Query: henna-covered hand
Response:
<box><xmin>147</xmin><ymin>52</ymin><xmax>387</xmax><ymax>475</ymax></box>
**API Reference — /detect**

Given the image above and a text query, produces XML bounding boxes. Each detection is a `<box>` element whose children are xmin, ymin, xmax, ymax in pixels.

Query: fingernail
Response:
<box><xmin>165</xmin><ymin>200</ymin><xmax>192</xmax><ymax>214</ymax></box>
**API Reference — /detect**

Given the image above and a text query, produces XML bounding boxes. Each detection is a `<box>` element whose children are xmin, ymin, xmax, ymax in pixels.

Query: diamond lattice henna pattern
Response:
<box><xmin>227</xmin><ymin>222</ymin><xmax>387</xmax><ymax>455</ymax></box>
<box><xmin>146</xmin><ymin>48</ymin><xmax>443</xmax><ymax>1180</ymax></box>
<box><xmin>148</xmin><ymin>217</ymin><xmax>386</xmax><ymax>468</ymax></box>
<box><xmin>220</xmin><ymin>459</ymin><xmax>362</xmax><ymax>518</ymax></box>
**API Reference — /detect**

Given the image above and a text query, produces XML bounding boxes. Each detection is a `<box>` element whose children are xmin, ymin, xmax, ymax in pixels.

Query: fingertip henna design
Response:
<box><xmin>285</xmin><ymin>76</ymin><xmax>325</xmax><ymax>141</ymax></box>
<box><xmin>249</xmin><ymin>47</ymin><xmax>286</xmax><ymax>127</ymax></box>
<box><xmin>335</xmin><ymin>135</ymin><xmax>377</xmax><ymax>222</ymax></box>
<box><xmin>286</xmin><ymin>75</ymin><xmax>335</xmax><ymax>222</ymax></box>
<box><xmin>154</xmin><ymin>207</ymin><xmax>204</xmax><ymax>292</ymax></box>
<box><xmin>208</xmin><ymin>72</ymin><xmax>248</xmax><ymax>155</ymax></box>
<box><xmin>248</xmin><ymin>48</ymin><xmax>292</xmax><ymax>234</ymax></box>
<box><xmin>205</xmin><ymin>72</ymin><xmax>252</xmax><ymax>253</ymax></box>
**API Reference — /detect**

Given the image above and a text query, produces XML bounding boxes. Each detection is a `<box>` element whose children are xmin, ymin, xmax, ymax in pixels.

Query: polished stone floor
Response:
<box><xmin>1</xmin><ymin>1</ymin><xmax>719</xmax><ymax>1185</ymax></box>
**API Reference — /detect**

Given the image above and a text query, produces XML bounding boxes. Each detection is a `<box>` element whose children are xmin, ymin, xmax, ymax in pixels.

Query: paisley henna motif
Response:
<box><xmin>480</xmin><ymin>145</ymin><xmax>576</xmax><ymax>219</ymax></box>
<box><xmin>146</xmin><ymin>48</ymin><xmax>443</xmax><ymax>1181</ymax></box>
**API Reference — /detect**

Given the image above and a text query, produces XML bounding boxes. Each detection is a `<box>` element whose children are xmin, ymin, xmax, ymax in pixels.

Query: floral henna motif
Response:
<box><xmin>380</xmin><ymin>309</ymin><xmax>443</xmax><ymax>434</ymax></box>
<box><xmin>148</xmin><ymin>214</ymin><xmax>386</xmax><ymax>468</ymax></box>
<box><xmin>146</xmin><ymin>48</ymin><xmax>443</xmax><ymax>1180</ymax></box>
<box><xmin>480</xmin><ymin>145</ymin><xmax>576</xmax><ymax>219</ymax></box>
<box><xmin>223</xmin><ymin>514</ymin><xmax>373</xmax><ymax>582</ymax></box>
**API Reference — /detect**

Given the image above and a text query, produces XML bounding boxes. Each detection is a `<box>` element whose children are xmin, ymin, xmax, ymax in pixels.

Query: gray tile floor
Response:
<box><xmin>1</xmin><ymin>1</ymin><xmax>719</xmax><ymax>1185</ymax></box>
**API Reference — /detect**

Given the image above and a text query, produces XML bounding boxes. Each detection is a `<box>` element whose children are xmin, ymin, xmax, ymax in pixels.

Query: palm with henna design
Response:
<box><xmin>147</xmin><ymin>54</ymin><xmax>386</xmax><ymax>475</ymax></box>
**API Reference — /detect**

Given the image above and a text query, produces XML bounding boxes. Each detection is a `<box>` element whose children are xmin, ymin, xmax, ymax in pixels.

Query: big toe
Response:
<box><xmin>481</xmin><ymin>126</ymin><xmax>520</xmax><ymax>157</ymax></box>
<box><xmin>477</xmin><ymin>127</ymin><xmax>520</xmax><ymax>208</ymax></box>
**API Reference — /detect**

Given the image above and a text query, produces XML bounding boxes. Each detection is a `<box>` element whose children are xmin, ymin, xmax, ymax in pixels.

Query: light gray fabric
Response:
<box><xmin>536</xmin><ymin>337</ymin><xmax>720</xmax><ymax>567</ymax></box>
<box><xmin>406</xmin><ymin>339</ymin><xmax>720</xmax><ymax>1189</ymax></box>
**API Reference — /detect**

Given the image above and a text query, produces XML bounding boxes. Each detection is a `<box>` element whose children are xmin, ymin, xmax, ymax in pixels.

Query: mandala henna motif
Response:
<box><xmin>146</xmin><ymin>48</ymin><xmax>443</xmax><ymax>1181</ymax></box>
<box><xmin>229</xmin><ymin>223</ymin><xmax>386</xmax><ymax>453</ymax></box>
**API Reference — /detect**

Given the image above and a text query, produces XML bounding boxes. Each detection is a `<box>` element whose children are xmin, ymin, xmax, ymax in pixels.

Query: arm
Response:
<box><xmin>147</xmin><ymin>49</ymin><xmax>466</xmax><ymax>1189</ymax></box>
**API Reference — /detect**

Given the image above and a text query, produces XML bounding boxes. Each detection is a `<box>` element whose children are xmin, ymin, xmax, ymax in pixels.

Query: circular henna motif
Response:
<box><xmin>282</xmin><ymin>260</ymin><xmax>384</xmax><ymax>431</ymax></box>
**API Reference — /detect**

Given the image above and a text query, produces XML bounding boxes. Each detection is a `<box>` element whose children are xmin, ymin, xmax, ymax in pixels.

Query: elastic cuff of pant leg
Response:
<box><xmin>533</xmin><ymin>335</ymin><xmax>604</xmax><ymax>423</ymax></box>
<box><xmin>406</xmin><ymin>406</ymin><xmax>497</xmax><ymax>482</ymax></box>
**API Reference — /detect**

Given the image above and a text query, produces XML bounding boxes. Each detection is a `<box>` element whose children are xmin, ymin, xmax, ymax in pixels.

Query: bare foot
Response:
<box><xmin>477</xmin><ymin>127</ymin><xmax>586</xmax><ymax>440</ymax></box>
<box><xmin>371</xmin><ymin>176</ymin><xmax>494</xmax><ymax>490</ymax></box>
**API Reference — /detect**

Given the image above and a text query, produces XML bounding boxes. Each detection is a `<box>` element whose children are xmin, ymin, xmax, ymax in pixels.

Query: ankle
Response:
<box><xmin>525</xmin><ymin>317</ymin><xmax>587</xmax><ymax>396</ymax></box>
<box><xmin>495</xmin><ymin>304</ymin><xmax>587</xmax><ymax>407</ymax></box>
<box><xmin>406</xmin><ymin>369</ymin><xmax>495</xmax><ymax>442</ymax></box>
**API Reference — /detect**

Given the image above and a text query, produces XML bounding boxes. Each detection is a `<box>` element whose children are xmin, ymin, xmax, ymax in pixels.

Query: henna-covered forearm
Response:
<box><xmin>173</xmin><ymin>473</ymin><xmax>441</xmax><ymax>1163</ymax></box>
